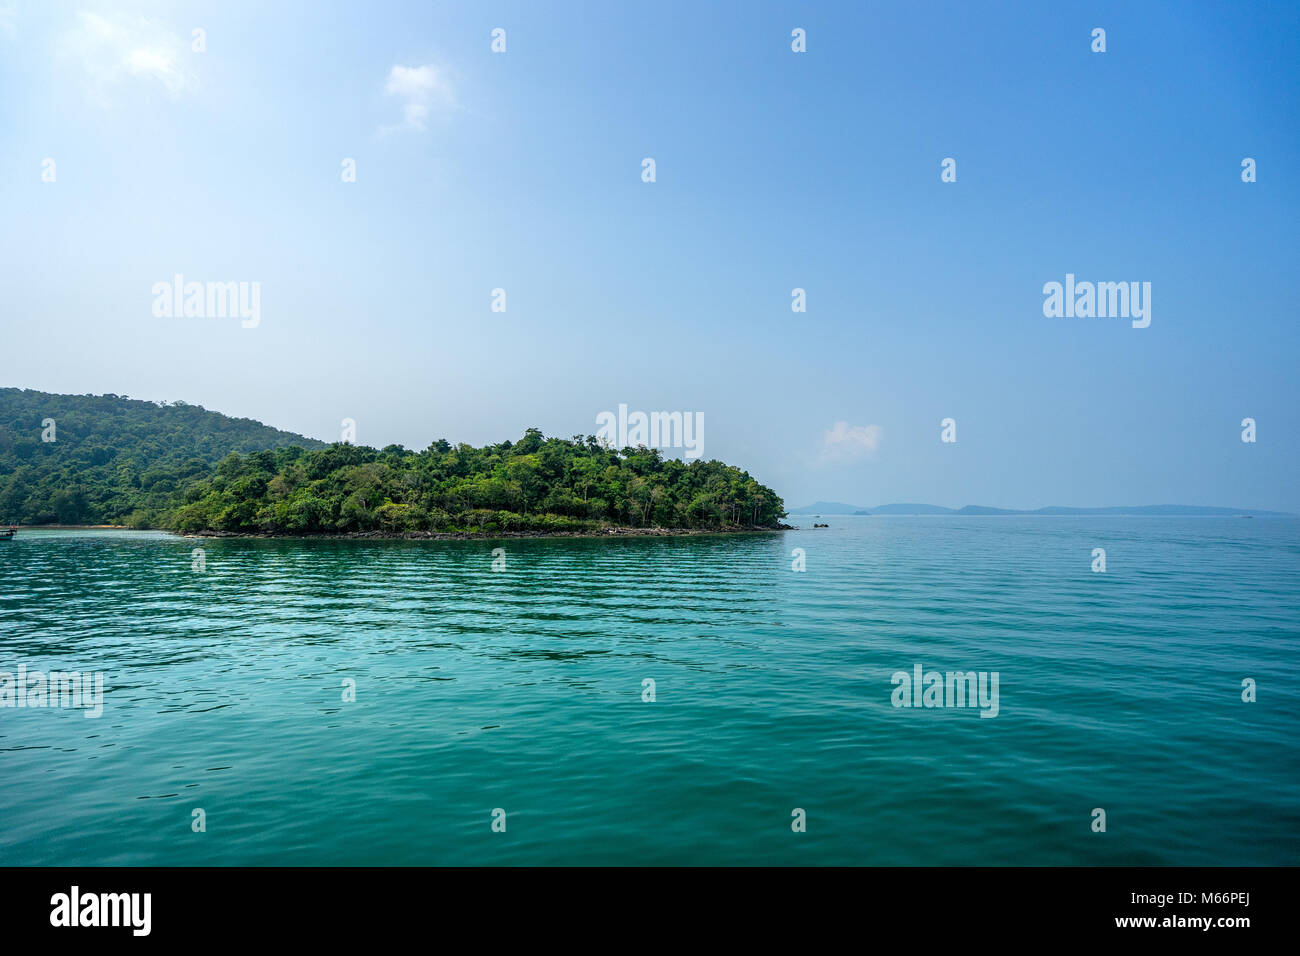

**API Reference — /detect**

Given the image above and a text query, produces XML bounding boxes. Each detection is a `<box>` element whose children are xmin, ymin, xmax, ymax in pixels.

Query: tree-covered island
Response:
<box><xmin>0</xmin><ymin>389</ymin><xmax>787</xmax><ymax>536</ymax></box>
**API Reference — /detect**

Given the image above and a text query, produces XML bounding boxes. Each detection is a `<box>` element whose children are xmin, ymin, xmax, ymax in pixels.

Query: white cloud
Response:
<box><xmin>383</xmin><ymin>63</ymin><xmax>455</xmax><ymax>132</ymax></box>
<box><xmin>821</xmin><ymin>421</ymin><xmax>883</xmax><ymax>460</ymax></box>
<box><xmin>59</xmin><ymin>11</ymin><xmax>198</xmax><ymax>105</ymax></box>
<box><xmin>0</xmin><ymin>4</ymin><xmax>16</xmax><ymax>37</ymax></box>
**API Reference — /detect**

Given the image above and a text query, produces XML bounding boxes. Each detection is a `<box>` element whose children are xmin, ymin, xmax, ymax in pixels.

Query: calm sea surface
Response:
<box><xmin>1</xmin><ymin>518</ymin><xmax>1296</xmax><ymax>865</ymax></box>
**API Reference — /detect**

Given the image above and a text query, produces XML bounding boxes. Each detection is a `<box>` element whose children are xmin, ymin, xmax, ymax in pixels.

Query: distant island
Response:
<box><xmin>790</xmin><ymin>501</ymin><xmax>1293</xmax><ymax>517</ymax></box>
<box><xmin>0</xmin><ymin>389</ymin><xmax>786</xmax><ymax>536</ymax></box>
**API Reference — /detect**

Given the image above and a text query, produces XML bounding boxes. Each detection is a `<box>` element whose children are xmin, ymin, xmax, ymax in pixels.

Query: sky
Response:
<box><xmin>1</xmin><ymin>0</ymin><xmax>1297</xmax><ymax>511</ymax></box>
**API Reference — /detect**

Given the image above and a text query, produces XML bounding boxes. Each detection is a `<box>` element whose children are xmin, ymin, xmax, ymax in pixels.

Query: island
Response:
<box><xmin>0</xmin><ymin>389</ymin><xmax>787</xmax><ymax>537</ymax></box>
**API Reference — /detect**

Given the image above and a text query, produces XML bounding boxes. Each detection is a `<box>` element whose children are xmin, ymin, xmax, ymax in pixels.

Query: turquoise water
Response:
<box><xmin>0</xmin><ymin>518</ymin><xmax>1296</xmax><ymax>866</ymax></box>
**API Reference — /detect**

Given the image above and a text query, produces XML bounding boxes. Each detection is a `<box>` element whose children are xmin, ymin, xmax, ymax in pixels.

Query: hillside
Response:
<box><xmin>168</xmin><ymin>430</ymin><xmax>784</xmax><ymax>535</ymax></box>
<box><xmin>0</xmin><ymin>388</ymin><xmax>325</xmax><ymax>525</ymax></box>
<box><xmin>0</xmin><ymin>389</ymin><xmax>786</xmax><ymax>534</ymax></box>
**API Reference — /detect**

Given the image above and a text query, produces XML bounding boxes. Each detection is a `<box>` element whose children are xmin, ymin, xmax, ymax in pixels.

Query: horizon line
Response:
<box><xmin>790</xmin><ymin>502</ymin><xmax>1296</xmax><ymax>516</ymax></box>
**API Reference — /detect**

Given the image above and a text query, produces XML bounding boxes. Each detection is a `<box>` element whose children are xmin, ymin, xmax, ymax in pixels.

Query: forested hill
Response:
<box><xmin>0</xmin><ymin>389</ymin><xmax>786</xmax><ymax>534</ymax></box>
<box><xmin>165</xmin><ymin>431</ymin><xmax>785</xmax><ymax>534</ymax></box>
<box><xmin>0</xmin><ymin>388</ymin><xmax>325</xmax><ymax>525</ymax></box>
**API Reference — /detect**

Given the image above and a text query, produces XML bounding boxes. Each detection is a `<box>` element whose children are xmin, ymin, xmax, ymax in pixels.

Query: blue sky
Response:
<box><xmin>1</xmin><ymin>0</ymin><xmax>1297</xmax><ymax>510</ymax></box>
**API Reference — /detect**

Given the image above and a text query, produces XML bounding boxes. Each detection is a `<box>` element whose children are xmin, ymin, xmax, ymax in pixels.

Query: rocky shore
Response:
<box><xmin>181</xmin><ymin>524</ymin><xmax>795</xmax><ymax>540</ymax></box>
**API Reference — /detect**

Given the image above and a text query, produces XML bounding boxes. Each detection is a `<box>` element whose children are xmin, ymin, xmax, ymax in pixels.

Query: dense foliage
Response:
<box><xmin>168</xmin><ymin>430</ymin><xmax>785</xmax><ymax>534</ymax></box>
<box><xmin>0</xmin><ymin>388</ymin><xmax>324</xmax><ymax>526</ymax></box>
<box><xmin>0</xmin><ymin>390</ymin><xmax>785</xmax><ymax>533</ymax></box>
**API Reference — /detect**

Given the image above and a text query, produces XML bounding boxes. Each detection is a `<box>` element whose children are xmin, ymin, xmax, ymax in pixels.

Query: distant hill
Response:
<box><xmin>786</xmin><ymin>501</ymin><xmax>867</xmax><ymax>515</ymax></box>
<box><xmin>791</xmin><ymin>501</ymin><xmax>1293</xmax><ymax>517</ymax></box>
<box><xmin>870</xmin><ymin>503</ymin><xmax>957</xmax><ymax>515</ymax></box>
<box><xmin>956</xmin><ymin>504</ymin><xmax>1294</xmax><ymax>516</ymax></box>
<box><xmin>0</xmin><ymin>388</ymin><xmax>325</xmax><ymax>525</ymax></box>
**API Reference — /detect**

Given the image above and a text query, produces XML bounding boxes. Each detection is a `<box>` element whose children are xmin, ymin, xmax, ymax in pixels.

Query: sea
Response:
<box><xmin>1</xmin><ymin>517</ymin><xmax>1296</xmax><ymax>865</ymax></box>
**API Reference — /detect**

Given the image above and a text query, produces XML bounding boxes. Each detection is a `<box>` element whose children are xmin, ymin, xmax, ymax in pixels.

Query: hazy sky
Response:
<box><xmin>2</xmin><ymin>1</ymin><xmax>1297</xmax><ymax>510</ymax></box>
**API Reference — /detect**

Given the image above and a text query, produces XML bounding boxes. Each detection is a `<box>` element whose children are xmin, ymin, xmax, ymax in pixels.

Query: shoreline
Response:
<box><xmin>8</xmin><ymin>524</ymin><xmax>131</xmax><ymax>530</ymax></box>
<box><xmin>9</xmin><ymin>524</ymin><xmax>794</xmax><ymax>539</ymax></box>
<box><xmin>180</xmin><ymin>525</ymin><xmax>794</xmax><ymax>540</ymax></box>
